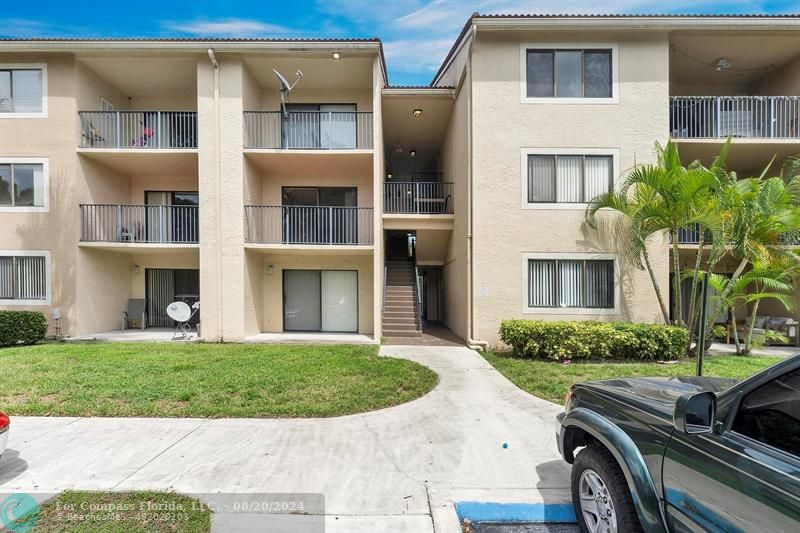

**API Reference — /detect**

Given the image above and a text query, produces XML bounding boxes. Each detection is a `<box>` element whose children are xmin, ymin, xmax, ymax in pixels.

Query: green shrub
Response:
<box><xmin>499</xmin><ymin>320</ymin><xmax>688</xmax><ymax>361</ymax></box>
<box><xmin>0</xmin><ymin>311</ymin><xmax>48</xmax><ymax>347</ymax></box>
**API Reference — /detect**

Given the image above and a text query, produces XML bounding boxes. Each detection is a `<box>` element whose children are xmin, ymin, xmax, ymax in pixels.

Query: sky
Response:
<box><xmin>2</xmin><ymin>0</ymin><xmax>799</xmax><ymax>85</ymax></box>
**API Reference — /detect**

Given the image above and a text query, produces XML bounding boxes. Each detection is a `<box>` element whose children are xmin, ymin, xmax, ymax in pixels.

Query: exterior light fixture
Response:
<box><xmin>332</xmin><ymin>51</ymin><xmax>341</xmax><ymax>60</ymax></box>
<box><xmin>387</xmin><ymin>173</ymin><xmax>393</xmax><ymax>180</ymax></box>
<box><xmin>412</xmin><ymin>108</ymin><xmax>423</xmax><ymax>117</ymax></box>
<box><xmin>409</xmin><ymin>150</ymin><xmax>417</xmax><ymax>157</ymax></box>
<box><xmin>715</xmin><ymin>58</ymin><xmax>732</xmax><ymax>71</ymax></box>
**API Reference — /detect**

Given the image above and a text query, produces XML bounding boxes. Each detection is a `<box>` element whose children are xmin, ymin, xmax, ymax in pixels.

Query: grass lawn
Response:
<box><xmin>0</xmin><ymin>343</ymin><xmax>437</xmax><ymax>418</ymax></box>
<box><xmin>15</xmin><ymin>491</ymin><xmax>210</xmax><ymax>532</ymax></box>
<box><xmin>483</xmin><ymin>352</ymin><xmax>781</xmax><ymax>404</ymax></box>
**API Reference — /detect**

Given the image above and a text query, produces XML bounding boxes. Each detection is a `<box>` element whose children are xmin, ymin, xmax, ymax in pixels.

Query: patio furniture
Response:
<box><xmin>122</xmin><ymin>299</ymin><xmax>147</xmax><ymax>331</ymax></box>
<box><xmin>727</xmin><ymin>316</ymin><xmax>799</xmax><ymax>346</ymax></box>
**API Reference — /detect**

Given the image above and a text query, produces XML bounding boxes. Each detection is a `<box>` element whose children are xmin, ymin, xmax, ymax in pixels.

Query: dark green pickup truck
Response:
<box><xmin>557</xmin><ymin>355</ymin><xmax>800</xmax><ymax>533</ymax></box>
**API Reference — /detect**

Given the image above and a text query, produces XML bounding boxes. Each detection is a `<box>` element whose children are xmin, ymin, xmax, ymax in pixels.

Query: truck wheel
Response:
<box><xmin>571</xmin><ymin>444</ymin><xmax>642</xmax><ymax>533</ymax></box>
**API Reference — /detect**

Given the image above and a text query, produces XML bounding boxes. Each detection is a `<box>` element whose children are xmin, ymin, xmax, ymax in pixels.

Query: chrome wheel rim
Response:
<box><xmin>579</xmin><ymin>469</ymin><xmax>617</xmax><ymax>533</ymax></box>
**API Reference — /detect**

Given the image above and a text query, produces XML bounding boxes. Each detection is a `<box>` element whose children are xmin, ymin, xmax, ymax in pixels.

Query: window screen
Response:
<box><xmin>528</xmin><ymin>258</ymin><xmax>614</xmax><ymax>309</ymax></box>
<box><xmin>527</xmin><ymin>155</ymin><xmax>612</xmax><ymax>203</ymax></box>
<box><xmin>526</xmin><ymin>49</ymin><xmax>612</xmax><ymax>99</ymax></box>
<box><xmin>0</xmin><ymin>69</ymin><xmax>43</xmax><ymax>113</ymax></box>
<box><xmin>0</xmin><ymin>255</ymin><xmax>47</xmax><ymax>300</ymax></box>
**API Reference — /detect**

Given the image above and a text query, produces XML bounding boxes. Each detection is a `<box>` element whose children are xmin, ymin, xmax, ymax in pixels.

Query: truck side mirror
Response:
<box><xmin>674</xmin><ymin>391</ymin><xmax>716</xmax><ymax>434</ymax></box>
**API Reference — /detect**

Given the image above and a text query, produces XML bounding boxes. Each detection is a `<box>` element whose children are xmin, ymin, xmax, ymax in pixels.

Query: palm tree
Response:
<box><xmin>702</xmin><ymin>169</ymin><xmax>800</xmax><ymax>338</ymax></box>
<box><xmin>587</xmin><ymin>141</ymin><xmax>723</xmax><ymax>341</ymax></box>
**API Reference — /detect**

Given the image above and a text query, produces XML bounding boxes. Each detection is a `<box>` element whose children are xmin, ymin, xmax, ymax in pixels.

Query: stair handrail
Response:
<box><xmin>413</xmin><ymin>264</ymin><xmax>423</xmax><ymax>332</ymax></box>
<box><xmin>382</xmin><ymin>265</ymin><xmax>388</xmax><ymax>312</ymax></box>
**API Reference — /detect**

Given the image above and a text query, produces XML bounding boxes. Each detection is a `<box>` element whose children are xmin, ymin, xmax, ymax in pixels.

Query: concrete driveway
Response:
<box><xmin>0</xmin><ymin>345</ymin><xmax>570</xmax><ymax>532</ymax></box>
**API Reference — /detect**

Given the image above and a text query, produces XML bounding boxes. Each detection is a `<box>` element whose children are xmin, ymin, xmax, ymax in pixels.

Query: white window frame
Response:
<box><xmin>520</xmin><ymin>148</ymin><xmax>619</xmax><ymax>210</ymax></box>
<box><xmin>0</xmin><ymin>250</ymin><xmax>51</xmax><ymax>305</ymax></box>
<box><xmin>0</xmin><ymin>157</ymin><xmax>49</xmax><ymax>213</ymax></box>
<box><xmin>522</xmin><ymin>252</ymin><xmax>620</xmax><ymax>315</ymax></box>
<box><xmin>519</xmin><ymin>44</ymin><xmax>619</xmax><ymax>105</ymax></box>
<box><xmin>0</xmin><ymin>63</ymin><xmax>48</xmax><ymax>118</ymax></box>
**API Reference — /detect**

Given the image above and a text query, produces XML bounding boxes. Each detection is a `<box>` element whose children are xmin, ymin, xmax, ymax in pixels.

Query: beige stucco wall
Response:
<box><xmin>0</xmin><ymin>53</ymin><xmax>79</xmax><ymax>335</ymax></box>
<box><xmin>469</xmin><ymin>30</ymin><xmax>672</xmax><ymax>345</ymax></box>
<box><xmin>257</xmin><ymin>253</ymin><xmax>374</xmax><ymax>334</ymax></box>
<box><xmin>259</xmin><ymin>88</ymin><xmax>373</xmax><ymax>112</ymax></box>
<box><xmin>751</xmin><ymin>53</ymin><xmax>800</xmax><ymax>95</ymax></box>
<box><xmin>440</xmin><ymin>61</ymin><xmax>470</xmax><ymax>341</ymax></box>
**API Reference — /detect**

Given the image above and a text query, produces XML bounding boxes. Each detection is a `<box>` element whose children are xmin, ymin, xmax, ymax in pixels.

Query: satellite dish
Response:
<box><xmin>167</xmin><ymin>301</ymin><xmax>192</xmax><ymax>323</ymax></box>
<box><xmin>273</xmin><ymin>69</ymin><xmax>304</xmax><ymax>118</ymax></box>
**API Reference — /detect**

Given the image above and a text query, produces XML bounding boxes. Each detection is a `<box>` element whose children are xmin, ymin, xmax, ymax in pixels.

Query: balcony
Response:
<box><xmin>245</xmin><ymin>206</ymin><xmax>373</xmax><ymax>246</ymax></box>
<box><xmin>80</xmin><ymin>204</ymin><xmax>199</xmax><ymax>245</ymax></box>
<box><xmin>243</xmin><ymin>111</ymin><xmax>373</xmax><ymax>150</ymax></box>
<box><xmin>384</xmin><ymin>182</ymin><xmax>453</xmax><ymax>214</ymax></box>
<box><xmin>670</xmin><ymin>96</ymin><xmax>800</xmax><ymax>140</ymax></box>
<box><xmin>78</xmin><ymin>111</ymin><xmax>198</xmax><ymax>149</ymax></box>
<box><xmin>672</xmin><ymin>225</ymin><xmax>798</xmax><ymax>246</ymax></box>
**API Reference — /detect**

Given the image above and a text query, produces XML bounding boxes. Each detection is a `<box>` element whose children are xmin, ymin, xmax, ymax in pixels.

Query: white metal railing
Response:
<box><xmin>78</xmin><ymin>111</ymin><xmax>198</xmax><ymax>148</ymax></box>
<box><xmin>245</xmin><ymin>205</ymin><xmax>373</xmax><ymax>245</ymax></box>
<box><xmin>670</xmin><ymin>96</ymin><xmax>800</xmax><ymax>139</ymax></box>
<box><xmin>414</xmin><ymin>264</ymin><xmax>422</xmax><ymax>332</ymax></box>
<box><xmin>243</xmin><ymin>111</ymin><xmax>373</xmax><ymax>149</ymax></box>
<box><xmin>673</xmin><ymin>225</ymin><xmax>799</xmax><ymax>246</ymax></box>
<box><xmin>384</xmin><ymin>182</ymin><xmax>454</xmax><ymax>214</ymax></box>
<box><xmin>80</xmin><ymin>204</ymin><xmax>199</xmax><ymax>243</ymax></box>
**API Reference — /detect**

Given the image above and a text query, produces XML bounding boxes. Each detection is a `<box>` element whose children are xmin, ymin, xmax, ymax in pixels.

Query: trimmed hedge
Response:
<box><xmin>0</xmin><ymin>311</ymin><xmax>48</xmax><ymax>347</ymax></box>
<box><xmin>499</xmin><ymin>320</ymin><xmax>687</xmax><ymax>361</ymax></box>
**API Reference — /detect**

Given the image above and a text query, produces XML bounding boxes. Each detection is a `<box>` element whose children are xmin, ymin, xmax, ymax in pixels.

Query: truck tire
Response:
<box><xmin>571</xmin><ymin>444</ymin><xmax>643</xmax><ymax>533</ymax></box>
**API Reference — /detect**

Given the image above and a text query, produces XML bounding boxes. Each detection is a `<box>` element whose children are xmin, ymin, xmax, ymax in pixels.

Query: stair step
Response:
<box><xmin>383</xmin><ymin>317</ymin><xmax>418</xmax><ymax>325</ymax></box>
<box><xmin>386</xmin><ymin>288</ymin><xmax>415</xmax><ymax>294</ymax></box>
<box><xmin>383</xmin><ymin>311</ymin><xmax>416</xmax><ymax>318</ymax></box>
<box><xmin>383</xmin><ymin>329</ymin><xmax>422</xmax><ymax>338</ymax></box>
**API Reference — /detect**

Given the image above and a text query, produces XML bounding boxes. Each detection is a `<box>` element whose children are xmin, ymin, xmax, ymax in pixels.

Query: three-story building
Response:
<box><xmin>1</xmin><ymin>14</ymin><xmax>798</xmax><ymax>345</ymax></box>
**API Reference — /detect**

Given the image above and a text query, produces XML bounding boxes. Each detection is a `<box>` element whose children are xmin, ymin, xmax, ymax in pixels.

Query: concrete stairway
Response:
<box><xmin>382</xmin><ymin>260</ymin><xmax>421</xmax><ymax>338</ymax></box>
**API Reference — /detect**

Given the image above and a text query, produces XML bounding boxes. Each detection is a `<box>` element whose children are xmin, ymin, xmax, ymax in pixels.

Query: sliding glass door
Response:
<box><xmin>281</xmin><ymin>187</ymin><xmax>358</xmax><ymax>244</ymax></box>
<box><xmin>146</xmin><ymin>268</ymin><xmax>200</xmax><ymax>327</ymax></box>
<box><xmin>283</xmin><ymin>270</ymin><xmax>358</xmax><ymax>332</ymax></box>
<box><xmin>282</xmin><ymin>104</ymin><xmax>357</xmax><ymax>149</ymax></box>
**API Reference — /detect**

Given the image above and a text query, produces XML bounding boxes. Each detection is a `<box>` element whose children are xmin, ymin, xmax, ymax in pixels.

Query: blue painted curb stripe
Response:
<box><xmin>456</xmin><ymin>501</ymin><xmax>577</xmax><ymax>523</ymax></box>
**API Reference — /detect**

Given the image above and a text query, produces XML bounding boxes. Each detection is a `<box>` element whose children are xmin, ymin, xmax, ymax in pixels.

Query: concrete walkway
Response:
<box><xmin>0</xmin><ymin>345</ymin><xmax>570</xmax><ymax>532</ymax></box>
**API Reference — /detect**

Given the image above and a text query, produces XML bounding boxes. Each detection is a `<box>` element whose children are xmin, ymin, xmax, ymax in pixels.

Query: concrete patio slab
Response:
<box><xmin>67</xmin><ymin>328</ymin><xmax>198</xmax><ymax>342</ymax></box>
<box><xmin>0</xmin><ymin>345</ymin><xmax>570</xmax><ymax>532</ymax></box>
<box><xmin>244</xmin><ymin>332</ymin><xmax>379</xmax><ymax>345</ymax></box>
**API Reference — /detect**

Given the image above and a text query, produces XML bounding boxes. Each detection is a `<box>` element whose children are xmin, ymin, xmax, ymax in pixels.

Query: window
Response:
<box><xmin>0</xmin><ymin>162</ymin><xmax>46</xmax><ymax>209</ymax></box>
<box><xmin>0</xmin><ymin>252</ymin><xmax>49</xmax><ymax>304</ymax></box>
<box><xmin>522</xmin><ymin>46</ymin><xmax>616</xmax><ymax>102</ymax></box>
<box><xmin>527</xmin><ymin>258</ymin><xmax>614</xmax><ymax>310</ymax></box>
<box><xmin>527</xmin><ymin>154</ymin><xmax>612</xmax><ymax>204</ymax></box>
<box><xmin>0</xmin><ymin>67</ymin><xmax>45</xmax><ymax>114</ymax></box>
<box><xmin>732</xmin><ymin>368</ymin><xmax>800</xmax><ymax>458</ymax></box>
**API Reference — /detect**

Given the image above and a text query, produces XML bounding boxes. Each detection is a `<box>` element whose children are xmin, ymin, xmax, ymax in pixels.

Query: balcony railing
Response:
<box><xmin>80</xmin><ymin>204</ymin><xmax>199</xmax><ymax>243</ymax></box>
<box><xmin>670</xmin><ymin>96</ymin><xmax>800</xmax><ymax>139</ymax></box>
<box><xmin>245</xmin><ymin>206</ymin><xmax>373</xmax><ymax>245</ymax></box>
<box><xmin>673</xmin><ymin>225</ymin><xmax>799</xmax><ymax>246</ymax></box>
<box><xmin>243</xmin><ymin>111</ymin><xmax>373</xmax><ymax>149</ymax></box>
<box><xmin>79</xmin><ymin>111</ymin><xmax>198</xmax><ymax>149</ymax></box>
<box><xmin>384</xmin><ymin>182</ymin><xmax>454</xmax><ymax>214</ymax></box>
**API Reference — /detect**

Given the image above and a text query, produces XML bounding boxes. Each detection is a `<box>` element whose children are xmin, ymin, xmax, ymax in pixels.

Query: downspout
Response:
<box><xmin>208</xmin><ymin>48</ymin><xmax>223</xmax><ymax>341</ymax></box>
<box><xmin>463</xmin><ymin>25</ymin><xmax>489</xmax><ymax>352</ymax></box>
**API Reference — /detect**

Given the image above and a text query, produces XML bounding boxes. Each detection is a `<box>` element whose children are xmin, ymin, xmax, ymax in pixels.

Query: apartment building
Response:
<box><xmin>1</xmin><ymin>14</ymin><xmax>798</xmax><ymax>345</ymax></box>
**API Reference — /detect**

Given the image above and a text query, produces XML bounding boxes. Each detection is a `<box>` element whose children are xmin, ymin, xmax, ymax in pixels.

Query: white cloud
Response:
<box><xmin>383</xmin><ymin>38</ymin><xmax>456</xmax><ymax>73</ymax></box>
<box><xmin>165</xmin><ymin>19</ymin><xmax>292</xmax><ymax>37</ymax></box>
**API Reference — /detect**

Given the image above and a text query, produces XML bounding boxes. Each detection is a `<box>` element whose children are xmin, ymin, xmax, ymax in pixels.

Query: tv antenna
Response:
<box><xmin>273</xmin><ymin>69</ymin><xmax>304</xmax><ymax>118</ymax></box>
